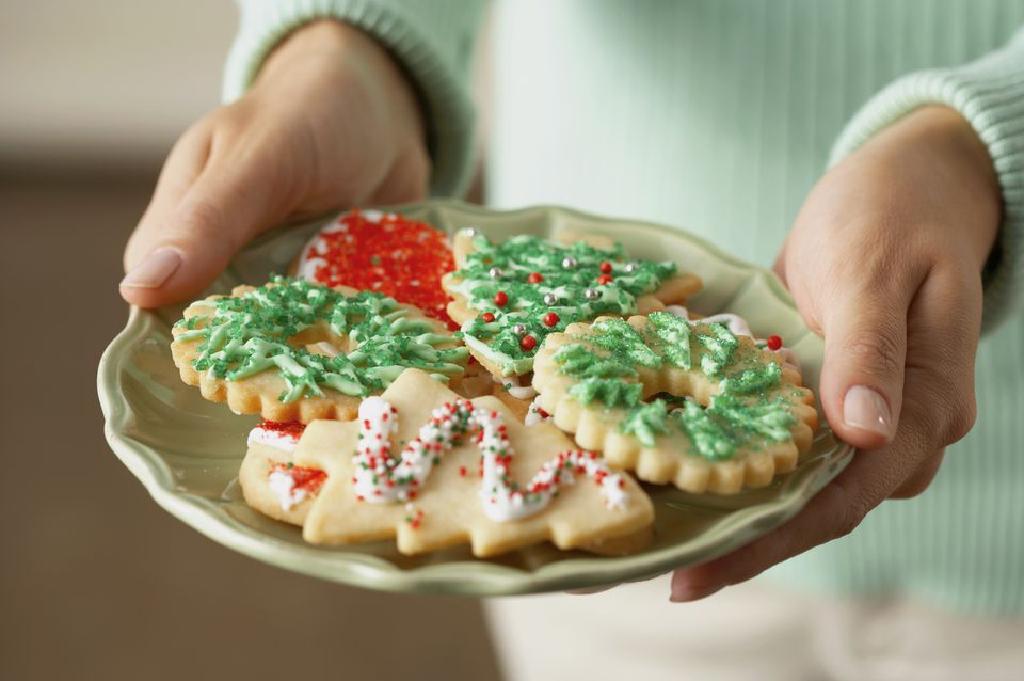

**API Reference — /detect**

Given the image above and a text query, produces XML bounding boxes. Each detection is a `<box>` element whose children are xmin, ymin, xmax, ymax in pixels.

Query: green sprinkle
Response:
<box><xmin>177</xmin><ymin>276</ymin><xmax>464</xmax><ymax>402</ymax></box>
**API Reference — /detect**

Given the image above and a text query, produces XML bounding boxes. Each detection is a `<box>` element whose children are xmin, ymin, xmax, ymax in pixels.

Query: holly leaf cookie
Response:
<box><xmin>274</xmin><ymin>369</ymin><xmax>654</xmax><ymax>557</ymax></box>
<box><xmin>532</xmin><ymin>313</ymin><xmax>819</xmax><ymax>494</ymax></box>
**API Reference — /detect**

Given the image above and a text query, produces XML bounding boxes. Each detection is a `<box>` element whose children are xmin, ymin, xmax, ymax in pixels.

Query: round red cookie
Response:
<box><xmin>297</xmin><ymin>210</ymin><xmax>456</xmax><ymax>328</ymax></box>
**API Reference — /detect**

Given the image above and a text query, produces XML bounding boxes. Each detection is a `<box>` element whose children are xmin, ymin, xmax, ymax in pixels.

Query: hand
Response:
<box><xmin>120</xmin><ymin>20</ymin><xmax>429</xmax><ymax>307</ymax></box>
<box><xmin>671</xmin><ymin>106</ymin><xmax>1002</xmax><ymax>601</ymax></box>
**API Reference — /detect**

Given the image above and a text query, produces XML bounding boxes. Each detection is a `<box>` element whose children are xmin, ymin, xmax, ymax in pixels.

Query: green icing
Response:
<box><xmin>621</xmin><ymin>399</ymin><xmax>670</xmax><ymax>447</ymax></box>
<box><xmin>569</xmin><ymin>378</ymin><xmax>643</xmax><ymax>408</ymax></box>
<box><xmin>696</xmin><ymin>322</ymin><xmax>739</xmax><ymax>377</ymax></box>
<box><xmin>176</xmin><ymin>276</ymin><xmax>467</xmax><ymax>402</ymax></box>
<box><xmin>554</xmin><ymin>312</ymin><xmax>800</xmax><ymax>460</ymax></box>
<box><xmin>646</xmin><ymin>311</ymin><xmax>692</xmax><ymax>369</ymax></box>
<box><xmin>672</xmin><ymin>395</ymin><xmax>796</xmax><ymax>460</ymax></box>
<box><xmin>554</xmin><ymin>343</ymin><xmax>638</xmax><ymax>379</ymax></box>
<box><xmin>720</xmin><ymin>361</ymin><xmax>782</xmax><ymax>395</ymax></box>
<box><xmin>454</xmin><ymin>234</ymin><xmax>677</xmax><ymax>375</ymax></box>
<box><xmin>588</xmin><ymin>318</ymin><xmax>662</xmax><ymax>367</ymax></box>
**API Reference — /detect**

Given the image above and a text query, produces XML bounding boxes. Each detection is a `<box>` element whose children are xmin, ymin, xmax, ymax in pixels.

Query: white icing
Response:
<box><xmin>247</xmin><ymin>425</ymin><xmax>300</xmax><ymax>453</ymax></box>
<box><xmin>497</xmin><ymin>375</ymin><xmax>537</xmax><ymax>400</ymax></box>
<box><xmin>351</xmin><ymin>397</ymin><xmax>627</xmax><ymax>522</ymax></box>
<box><xmin>361</xmin><ymin>209</ymin><xmax>384</xmax><ymax>223</ymax></box>
<box><xmin>665</xmin><ymin>306</ymin><xmax>799</xmax><ymax>370</ymax></box>
<box><xmin>268</xmin><ymin>469</ymin><xmax>307</xmax><ymax>510</ymax></box>
<box><xmin>524</xmin><ymin>397</ymin><xmax>553</xmax><ymax>426</ymax></box>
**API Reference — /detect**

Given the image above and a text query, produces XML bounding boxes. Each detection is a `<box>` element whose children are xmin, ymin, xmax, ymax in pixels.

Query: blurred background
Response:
<box><xmin>0</xmin><ymin>2</ymin><xmax>500</xmax><ymax>679</ymax></box>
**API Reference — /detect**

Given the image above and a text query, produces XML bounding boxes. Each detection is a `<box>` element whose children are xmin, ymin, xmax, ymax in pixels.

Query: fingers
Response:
<box><xmin>671</xmin><ymin>265</ymin><xmax>981</xmax><ymax>602</ymax></box>
<box><xmin>120</xmin><ymin>111</ymin><xmax>283</xmax><ymax>308</ymax></box>
<box><xmin>889</xmin><ymin>449</ymin><xmax>945</xmax><ymax>499</ymax></box>
<box><xmin>818</xmin><ymin>278</ymin><xmax>916</xmax><ymax>450</ymax></box>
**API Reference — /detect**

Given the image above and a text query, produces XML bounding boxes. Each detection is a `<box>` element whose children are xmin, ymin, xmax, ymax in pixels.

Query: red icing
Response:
<box><xmin>303</xmin><ymin>210</ymin><xmax>456</xmax><ymax>328</ymax></box>
<box><xmin>258</xmin><ymin>420</ymin><xmax>306</xmax><ymax>441</ymax></box>
<box><xmin>271</xmin><ymin>462</ymin><xmax>327</xmax><ymax>494</ymax></box>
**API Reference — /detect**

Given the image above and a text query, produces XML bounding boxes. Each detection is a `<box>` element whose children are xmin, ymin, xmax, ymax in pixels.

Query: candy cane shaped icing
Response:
<box><xmin>352</xmin><ymin>396</ymin><xmax>627</xmax><ymax>522</ymax></box>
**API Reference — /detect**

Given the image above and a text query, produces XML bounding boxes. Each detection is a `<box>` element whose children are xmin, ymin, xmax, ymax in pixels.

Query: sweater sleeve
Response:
<box><xmin>222</xmin><ymin>0</ymin><xmax>487</xmax><ymax>199</ymax></box>
<box><xmin>830</xmin><ymin>28</ymin><xmax>1024</xmax><ymax>333</ymax></box>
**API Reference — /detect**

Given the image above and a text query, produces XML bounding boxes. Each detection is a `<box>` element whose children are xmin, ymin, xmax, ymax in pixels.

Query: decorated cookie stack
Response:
<box><xmin>169</xmin><ymin>208</ymin><xmax>818</xmax><ymax>558</ymax></box>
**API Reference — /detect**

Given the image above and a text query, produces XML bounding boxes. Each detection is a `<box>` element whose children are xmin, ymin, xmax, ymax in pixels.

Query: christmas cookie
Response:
<box><xmin>238</xmin><ymin>420</ymin><xmax>321</xmax><ymax>526</ymax></box>
<box><xmin>442</xmin><ymin>230</ymin><xmax>702</xmax><ymax>380</ymax></box>
<box><xmin>269</xmin><ymin>368</ymin><xmax>654</xmax><ymax>557</ymax></box>
<box><xmin>171</xmin><ymin>277</ymin><xmax>469</xmax><ymax>423</ymax></box>
<box><xmin>295</xmin><ymin>209</ymin><xmax>456</xmax><ymax>327</ymax></box>
<box><xmin>531</xmin><ymin>313</ymin><xmax>818</xmax><ymax>494</ymax></box>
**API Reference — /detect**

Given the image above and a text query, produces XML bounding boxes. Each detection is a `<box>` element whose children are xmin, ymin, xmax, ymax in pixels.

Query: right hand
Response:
<box><xmin>120</xmin><ymin>20</ymin><xmax>429</xmax><ymax>307</ymax></box>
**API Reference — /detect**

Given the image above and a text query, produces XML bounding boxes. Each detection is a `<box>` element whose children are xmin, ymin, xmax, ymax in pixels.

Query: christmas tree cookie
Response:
<box><xmin>532</xmin><ymin>313</ymin><xmax>818</xmax><ymax>494</ymax></box>
<box><xmin>240</xmin><ymin>368</ymin><xmax>655</xmax><ymax>557</ymax></box>
<box><xmin>442</xmin><ymin>230</ymin><xmax>701</xmax><ymax>380</ymax></box>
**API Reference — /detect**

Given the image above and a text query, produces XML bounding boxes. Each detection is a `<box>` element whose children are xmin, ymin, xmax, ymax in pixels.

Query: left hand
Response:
<box><xmin>671</xmin><ymin>106</ymin><xmax>1002</xmax><ymax>601</ymax></box>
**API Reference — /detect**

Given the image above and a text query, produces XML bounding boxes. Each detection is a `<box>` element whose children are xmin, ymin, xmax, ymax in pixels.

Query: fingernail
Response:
<box><xmin>843</xmin><ymin>385</ymin><xmax>893</xmax><ymax>438</ymax></box>
<box><xmin>120</xmin><ymin>247</ymin><xmax>182</xmax><ymax>289</ymax></box>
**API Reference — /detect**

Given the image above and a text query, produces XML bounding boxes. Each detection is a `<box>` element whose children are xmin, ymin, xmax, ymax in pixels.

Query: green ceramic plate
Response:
<box><xmin>98</xmin><ymin>200</ymin><xmax>852</xmax><ymax>596</ymax></box>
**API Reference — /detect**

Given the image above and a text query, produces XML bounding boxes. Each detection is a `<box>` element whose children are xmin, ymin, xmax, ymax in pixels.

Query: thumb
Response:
<box><xmin>120</xmin><ymin>151</ymin><xmax>281</xmax><ymax>308</ymax></box>
<box><xmin>819</xmin><ymin>287</ymin><xmax>909</xmax><ymax>449</ymax></box>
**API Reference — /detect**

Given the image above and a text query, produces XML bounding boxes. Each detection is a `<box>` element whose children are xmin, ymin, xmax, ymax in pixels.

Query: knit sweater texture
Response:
<box><xmin>224</xmin><ymin>0</ymin><xmax>1024</xmax><ymax>616</ymax></box>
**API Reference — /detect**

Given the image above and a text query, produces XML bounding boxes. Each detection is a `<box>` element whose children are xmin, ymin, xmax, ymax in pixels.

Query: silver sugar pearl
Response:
<box><xmin>561</xmin><ymin>256</ymin><xmax>577</xmax><ymax>269</ymax></box>
<box><xmin>584</xmin><ymin>287</ymin><xmax>601</xmax><ymax>301</ymax></box>
<box><xmin>624</xmin><ymin>262</ymin><xmax>639</xmax><ymax>273</ymax></box>
<box><xmin>512</xmin><ymin>323</ymin><xmax>527</xmax><ymax>336</ymax></box>
<box><xmin>461</xmin><ymin>226</ymin><xmax>478</xmax><ymax>237</ymax></box>
<box><xmin>543</xmin><ymin>292</ymin><xmax>558</xmax><ymax>306</ymax></box>
<box><xmin>489</xmin><ymin>266</ymin><xmax>503</xmax><ymax>279</ymax></box>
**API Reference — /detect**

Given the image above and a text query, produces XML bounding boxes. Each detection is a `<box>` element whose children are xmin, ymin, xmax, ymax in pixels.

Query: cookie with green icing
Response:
<box><xmin>171</xmin><ymin>277</ymin><xmax>469</xmax><ymax>423</ymax></box>
<box><xmin>531</xmin><ymin>313</ymin><xmax>818</xmax><ymax>494</ymax></box>
<box><xmin>442</xmin><ymin>230</ymin><xmax>702</xmax><ymax>380</ymax></box>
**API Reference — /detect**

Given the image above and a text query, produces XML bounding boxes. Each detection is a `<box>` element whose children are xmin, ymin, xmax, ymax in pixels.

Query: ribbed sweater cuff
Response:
<box><xmin>223</xmin><ymin>0</ymin><xmax>480</xmax><ymax>198</ymax></box>
<box><xmin>830</xmin><ymin>33</ymin><xmax>1024</xmax><ymax>333</ymax></box>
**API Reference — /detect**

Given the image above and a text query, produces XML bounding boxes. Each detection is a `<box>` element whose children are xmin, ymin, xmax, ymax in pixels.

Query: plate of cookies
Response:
<box><xmin>98</xmin><ymin>201</ymin><xmax>853</xmax><ymax>595</ymax></box>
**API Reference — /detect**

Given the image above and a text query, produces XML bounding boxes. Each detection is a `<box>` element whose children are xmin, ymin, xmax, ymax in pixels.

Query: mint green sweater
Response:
<box><xmin>223</xmin><ymin>0</ymin><xmax>1024</xmax><ymax>616</ymax></box>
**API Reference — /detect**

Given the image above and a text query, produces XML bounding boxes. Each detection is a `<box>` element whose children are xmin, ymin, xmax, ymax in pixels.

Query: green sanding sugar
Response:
<box><xmin>175</xmin><ymin>276</ymin><xmax>467</xmax><ymax>402</ymax></box>
<box><xmin>453</xmin><ymin>234</ymin><xmax>677</xmax><ymax>373</ymax></box>
<box><xmin>555</xmin><ymin>313</ymin><xmax>795</xmax><ymax>460</ymax></box>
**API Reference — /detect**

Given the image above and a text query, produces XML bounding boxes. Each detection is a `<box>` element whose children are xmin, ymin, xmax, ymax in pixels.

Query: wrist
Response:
<box><xmin>255</xmin><ymin>20</ymin><xmax>426</xmax><ymax>147</ymax></box>
<box><xmin>884</xmin><ymin>106</ymin><xmax>1002</xmax><ymax>269</ymax></box>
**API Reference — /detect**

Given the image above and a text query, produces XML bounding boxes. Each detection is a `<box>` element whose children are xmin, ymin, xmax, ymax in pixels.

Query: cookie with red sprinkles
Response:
<box><xmin>296</xmin><ymin>209</ymin><xmax>457</xmax><ymax>328</ymax></box>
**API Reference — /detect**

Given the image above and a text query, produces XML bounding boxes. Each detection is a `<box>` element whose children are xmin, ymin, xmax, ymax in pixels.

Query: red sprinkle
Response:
<box><xmin>766</xmin><ymin>335</ymin><xmax>783</xmax><ymax>351</ymax></box>
<box><xmin>597</xmin><ymin>273</ymin><xmax>614</xmax><ymax>285</ymax></box>
<box><xmin>600</xmin><ymin>261</ymin><xmax>612</xmax><ymax>274</ymax></box>
<box><xmin>258</xmin><ymin>420</ymin><xmax>306</xmax><ymax>440</ymax></box>
<box><xmin>270</xmin><ymin>463</ymin><xmax>327</xmax><ymax>494</ymax></box>
<box><xmin>543</xmin><ymin>312</ymin><xmax>560</xmax><ymax>328</ymax></box>
<box><xmin>527</xmin><ymin>271</ymin><xmax>544</xmax><ymax>284</ymax></box>
<box><xmin>494</xmin><ymin>290</ymin><xmax>509</xmax><ymax>307</ymax></box>
<box><xmin>303</xmin><ymin>209</ymin><xmax>457</xmax><ymax>329</ymax></box>
<box><xmin>520</xmin><ymin>335</ymin><xmax>537</xmax><ymax>351</ymax></box>
<box><xmin>481</xmin><ymin>312</ymin><xmax>496</xmax><ymax>323</ymax></box>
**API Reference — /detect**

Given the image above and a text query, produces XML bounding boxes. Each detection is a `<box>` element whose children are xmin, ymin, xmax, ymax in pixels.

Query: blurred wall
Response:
<box><xmin>1</xmin><ymin>1</ymin><xmax>236</xmax><ymax>167</ymax></box>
